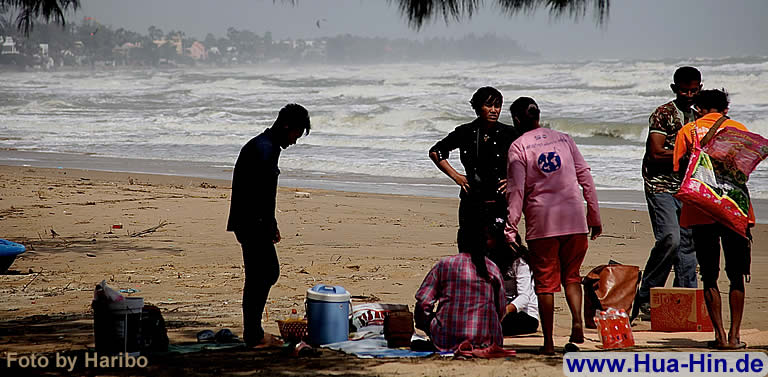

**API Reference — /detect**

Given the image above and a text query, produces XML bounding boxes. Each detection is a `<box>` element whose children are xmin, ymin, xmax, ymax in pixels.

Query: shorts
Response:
<box><xmin>693</xmin><ymin>223</ymin><xmax>751</xmax><ymax>291</ymax></box>
<box><xmin>527</xmin><ymin>234</ymin><xmax>588</xmax><ymax>294</ymax></box>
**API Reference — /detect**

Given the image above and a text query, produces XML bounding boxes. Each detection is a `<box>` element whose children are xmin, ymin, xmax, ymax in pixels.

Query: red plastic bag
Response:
<box><xmin>675</xmin><ymin>127</ymin><xmax>768</xmax><ymax>237</ymax></box>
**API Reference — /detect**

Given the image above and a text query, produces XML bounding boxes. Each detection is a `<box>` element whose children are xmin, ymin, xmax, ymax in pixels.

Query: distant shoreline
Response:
<box><xmin>0</xmin><ymin>56</ymin><xmax>544</xmax><ymax>74</ymax></box>
<box><xmin>3</xmin><ymin>149</ymin><xmax>766</xmax><ymax>223</ymax></box>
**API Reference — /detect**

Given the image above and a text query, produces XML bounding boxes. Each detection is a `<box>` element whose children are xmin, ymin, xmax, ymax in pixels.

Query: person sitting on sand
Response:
<box><xmin>483</xmin><ymin>217</ymin><xmax>540</xmax><ymax>336</ymax></box>
<box><xmin>504</xmin><ymin>97</ymin><xmax>601</xmax><ymax>355</ymax></box>
<box><xmin>415</xmin><ymin>223</ymin><xmax>506</xmax><ymax>352</ymax></box>
<box><xmin>226</xmin><ymin>103</ymin><xmax>311</xmax><ymax>348</ymax></box>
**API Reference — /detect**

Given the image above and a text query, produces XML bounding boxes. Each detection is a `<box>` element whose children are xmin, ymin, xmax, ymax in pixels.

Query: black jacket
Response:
<box><xmin>430</xmin><ymin>119</ymin><xmax>520</xmax><ymax>200</ymax></box>
<box><xmin>226</xmin><ymin>128</ymin><xmax>281</xmax><ymax>241</ymax></box>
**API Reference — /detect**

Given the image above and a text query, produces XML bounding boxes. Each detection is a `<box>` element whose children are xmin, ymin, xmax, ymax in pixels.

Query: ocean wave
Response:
<box><xmin>299</xmin><ymin>135</ymin><xmax>434</xmax><ymax>153</ymax></box>
<box><xmin>311</xmin><ymin>108</ymin><xmax>466</xmax><ymax>137</ymax></box>
<box><xmin>182</xmin><ymin>72</ymin><xmax>388</xmax><ymax>89</ymax></box>
<box><xmin>7</xmin><ymin>99</ymin><xmax>82</xmax><ymax>115</ymax></box>
<box><xmin>279</xmin><ymin>154</ymin><xmax>444</xmax><ymax>180</ymax></box>
<box><xmin>578</xmin><ymin>145</ymin><xmax>645</xmax><ymax>159</ymax></box>
<box><xmin>544</xmin><ymin>119</ymin><xmax>647</xmax><ymax>143</ymax></box>
<box><xmin>174</xmin><ymin>107</ymin><xmax>246</xmax><ymax>121</ymax></box>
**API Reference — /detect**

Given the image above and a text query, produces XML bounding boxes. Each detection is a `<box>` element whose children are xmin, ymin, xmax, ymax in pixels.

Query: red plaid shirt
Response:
<box><xmin>415</xmin><ymin>253</ymin><xmax>506</xmax><ymax>352</ymax></box>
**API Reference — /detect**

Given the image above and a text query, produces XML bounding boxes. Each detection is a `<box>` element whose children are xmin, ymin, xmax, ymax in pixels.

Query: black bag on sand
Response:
<box><xmin>141</xmin><ymin>305</ymin><xmax>169</xmax><ymax>353</ymax></box>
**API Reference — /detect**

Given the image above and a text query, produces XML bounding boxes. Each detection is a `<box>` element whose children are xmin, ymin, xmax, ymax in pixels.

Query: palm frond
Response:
<box><xmin>0</xmin><ymin>0</ymin><xmax>80</xmax><ymax>34</ymax></box>
<box><xmin>390</xmin><ymin>0</ymin><xmax>481</xmax><ymax>29</ymax></box>
<box><xmin>394</xmin><ymin>0</ymin><xmax>609</xmax><ymax>29</ymax></box>
<box><xmin>540</xmin><ymin>0</ymin><xmax>609</xmax><ymax>25</ymax></box>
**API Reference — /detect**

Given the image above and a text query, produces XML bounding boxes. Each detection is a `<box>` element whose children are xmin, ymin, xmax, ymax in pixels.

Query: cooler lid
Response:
<box><xmin>306</xmin><ymin>284</ymin><xmax>351</xmax><ymax>302</ymax></box>
<box><xmin>0</xmin><ymin>239</ymin><xmax>25</xmax><ymax>257</ymax></box>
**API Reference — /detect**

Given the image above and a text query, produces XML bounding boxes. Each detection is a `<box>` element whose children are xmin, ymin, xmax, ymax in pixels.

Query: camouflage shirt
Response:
<box><xmin>642</xmin><ymin>101</ymin><xmax>695</xmax><ymax>193</ymax></box>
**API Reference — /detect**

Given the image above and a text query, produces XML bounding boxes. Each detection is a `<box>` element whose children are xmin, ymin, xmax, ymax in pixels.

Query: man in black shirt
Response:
<box><xmin>227</xmin><ymin>103</ymin><xmax>310</xmax><ymax>347</ymax></box>
<box><xmin>429</xmin><ymin>87</ymin><xmax>520</xmax><ymax>247</ymax></box>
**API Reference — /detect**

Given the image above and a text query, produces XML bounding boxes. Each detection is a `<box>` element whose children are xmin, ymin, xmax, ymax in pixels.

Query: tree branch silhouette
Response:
<box><xmin>392</xmin><ymin>0</ymin><xmax>609</xmax><ymax>29</ymax></box>
<box><xmin>1</xmin><ymin>0</ymin><xmax>80</xmax><ymax>35</ymax></box>
<box><xmin>1</xmin><ymin>0</ymin><xmax>609</xmax><ymax>36</ymax></box>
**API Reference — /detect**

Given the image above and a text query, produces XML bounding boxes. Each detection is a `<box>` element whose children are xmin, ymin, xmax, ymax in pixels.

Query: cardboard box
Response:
<box><xmin>650</xmin><ymin>287</ymin><xmax>714</xmax><ymax>332</ymax></box>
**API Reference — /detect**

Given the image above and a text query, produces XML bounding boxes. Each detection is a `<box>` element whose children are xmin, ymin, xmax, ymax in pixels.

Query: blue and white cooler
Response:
<box><xmin>0</xmin><ymin>239</ymin><xmax>26</xmax><ymax>274</ymax></box>
<box><xmin>306</xmin><ymin>284</ymin><xmax>351</xmax><ymax>346</ymax></box>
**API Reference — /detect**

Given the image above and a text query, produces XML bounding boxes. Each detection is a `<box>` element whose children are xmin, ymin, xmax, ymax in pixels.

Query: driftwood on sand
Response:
<box><xmin>130</xmin><ymin>220</ymin><xmax>170</xmax><ymax>237</ymax></box>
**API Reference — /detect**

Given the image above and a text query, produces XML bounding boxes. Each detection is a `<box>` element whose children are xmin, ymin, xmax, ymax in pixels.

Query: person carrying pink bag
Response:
<box><xmin>672</xmin><ymin>89</ymin><xmax>758</xmax><ymax>350</ymax></box>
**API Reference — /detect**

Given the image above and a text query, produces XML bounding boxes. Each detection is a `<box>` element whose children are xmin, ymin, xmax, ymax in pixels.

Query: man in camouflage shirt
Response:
<box><xmin>634</xmin><ymin>67</ymin><xmax>701</xmax><ymax>321</ymax></box>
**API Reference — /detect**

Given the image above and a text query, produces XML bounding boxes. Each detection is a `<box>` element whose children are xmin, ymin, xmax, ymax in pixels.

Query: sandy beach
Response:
<box><xmin>1</xmin><ymin>164</ymin><xmax>767</xmax><ymax>376</ymax></box>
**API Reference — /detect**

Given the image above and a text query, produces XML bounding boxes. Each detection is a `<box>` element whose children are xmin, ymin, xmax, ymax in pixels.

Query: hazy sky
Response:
<box><xmin>79</xmin><ymin>0</ymin><xmax>767</xmax><ymax>60</ymax></box>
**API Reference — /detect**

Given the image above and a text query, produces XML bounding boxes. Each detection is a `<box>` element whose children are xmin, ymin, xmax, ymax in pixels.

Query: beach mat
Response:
<box><xmin>163</xmin><ymin>342</ymin><xmax>246</xmax><ymax>354</ymax></box>
<box><xmin>504</xmin><ymin>329</ymin><xmax>767</xmax><ymax>350</ymax></box>
<box><xmin>322</xmin><ymin>335</ymin><xmax>435</xmax><ymax>358</ymax></box>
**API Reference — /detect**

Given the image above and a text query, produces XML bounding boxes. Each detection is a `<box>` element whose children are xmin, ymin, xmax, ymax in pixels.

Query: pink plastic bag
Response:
<box><xmin>676</xmin><ymin>127</ymin><xmax>768</xmax><ymax>237</ymax></box>
<box><xmin>93</xmin><ymin>279</ymin><xmax>124</xmax><ymax>302</ymax></box>
<box><xmin>703</xmin><ymin>127</ymin><xmax>768</xmax><ymax>176</ymax></box>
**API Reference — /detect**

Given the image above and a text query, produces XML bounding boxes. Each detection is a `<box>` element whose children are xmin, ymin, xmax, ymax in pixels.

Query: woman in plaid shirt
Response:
<box><xmin>415</xmin><ymin>227</ymin><xmax>506</xmax><ymax>352</ymax></box>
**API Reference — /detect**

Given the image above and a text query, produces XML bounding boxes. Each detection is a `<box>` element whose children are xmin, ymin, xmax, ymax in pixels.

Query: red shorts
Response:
<box><xmin>527</xmin><ymin>234</ymin><xmax>588</xmax><ymax>294</ymax></box>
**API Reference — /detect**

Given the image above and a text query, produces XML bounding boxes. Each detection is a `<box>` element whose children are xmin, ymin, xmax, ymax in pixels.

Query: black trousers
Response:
<box><xmin>501</xmin><ymin>311</ymin><xmax>539</xmax><ymax>336</ymax></box>
<box><xmin>240</xmin><ymin>237</ymin><xmax>280</xmax><ymax>345</ymax></box>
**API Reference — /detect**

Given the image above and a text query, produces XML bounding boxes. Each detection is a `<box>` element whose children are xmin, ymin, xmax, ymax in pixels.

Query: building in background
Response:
<box><xmin>1</xmin><ymin>36</ymin><xmax>20</xmax><ymax>55</ymax></box>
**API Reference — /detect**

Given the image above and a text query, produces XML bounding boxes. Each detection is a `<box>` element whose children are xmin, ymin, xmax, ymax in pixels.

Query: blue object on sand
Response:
<box><xmin>0</xmin><ymin>239</ymin><xmax>25</xmax><ymax>257</ymax></box>
<box><xmin>196</xmin><ymin>330</ymin><xmax>216</xmax><ymax>343</ymax></box>
<box><xmin>0</xmin><ymin>239</ymin><xmax>25</xmax><ymax>274</ymax></box>
<box><xmin>306</xmin><ymin>284</ymin><xmax>351</xmax><ymax>346</ymax></box>
<box><xmin>322</xmin><ymin>335</ymin><xmax>435</xmax><ymax>359</ymax></box>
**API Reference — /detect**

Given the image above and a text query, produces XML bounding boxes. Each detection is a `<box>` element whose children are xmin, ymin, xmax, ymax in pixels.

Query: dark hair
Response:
<box><xmin>457</xmin><ymin>225</ymin><xmax>490</xmax><ymax>280</ymax></box>
<box><xmin>673</xmin><ymin>66</ymin><xmax>701</xmax><ymax>85</ymax></box>
<box><xmin>273</xmin><ymin>103</ymin><xmax>311</xmax><ymax>135</ymax></box>
<box><xmin>470</xmin><ymin>87</ymin><xmax>503</xmax><ymax>111</ymax></box>
<box><xmin>484</xmin><ymin>216</ymin><xmax>530</xmax><ymax>269</ymax></box>
<box><xmin>694</xmin><ymin>89</ymin><xmax>729</xmax><ymax>113</ymax></box>
<box><xmin>509</xmin><ymin>97</ymin><xmax>540</xmax><ymax>134</ymax></box>
<box><xmin>509</xmin><ymin>97</ymin><xmax>538</xmax><ymax>119</ymax></box>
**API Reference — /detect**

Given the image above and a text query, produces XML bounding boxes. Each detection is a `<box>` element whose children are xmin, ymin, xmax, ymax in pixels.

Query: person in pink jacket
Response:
<box><xmin>504</xmin><ymin>97</ymin><xmax>602</xmax><ymax>355</ymax></box>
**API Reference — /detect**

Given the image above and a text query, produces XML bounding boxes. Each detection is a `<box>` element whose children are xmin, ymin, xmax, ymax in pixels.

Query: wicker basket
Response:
<box><xmin>277</xmin><ymin>319</ymin><xmax>308</xmax><ymax>342</ymax></box>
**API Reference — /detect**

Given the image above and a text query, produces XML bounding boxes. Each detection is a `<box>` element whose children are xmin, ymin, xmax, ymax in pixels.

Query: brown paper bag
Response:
<box><xmin>582</xmin><ymin>264</ymin><xmax>641</xmax><ymax>329</ymax></box>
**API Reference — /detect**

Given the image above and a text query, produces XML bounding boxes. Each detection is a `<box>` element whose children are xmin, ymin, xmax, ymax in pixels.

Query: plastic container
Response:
<box><xmin>597</xmin><ymin>310</ymin><xmax>613</xmax><ymax>348</ymax></box>
<box><xmin>598</xmin><ymin>307</ymin><xmax>634</xmax><ymax>349</ymax></box>
<box><xmin>593</xmin><ymin>310</ymin><xmax>603</xmax><ymax>332</ymax></box>
<box><xmin>306</xmin><ymin>284</ymin><xmax>351</xmax><ymax>346</ymax></box>
<box><xmin>0</xmin><ymin>239</ymin><xmax>26</xmax><ymax>274</ymax></box>
<box><xmin>618</xmin><ymin>309</ymin><xmax>635</xmax><ymax>347</ymax></box>
<box><xmin>93</xmin><ymin>297</ymin><xmax>144</xmax><ymax>356</ymax></box>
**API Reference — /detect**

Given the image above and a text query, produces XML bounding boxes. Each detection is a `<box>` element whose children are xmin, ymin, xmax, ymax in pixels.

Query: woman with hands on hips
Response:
<box><xmin>429</xmin><ymin>87</ymin><xmax>521</xmax><ymax>246</ymax></box>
